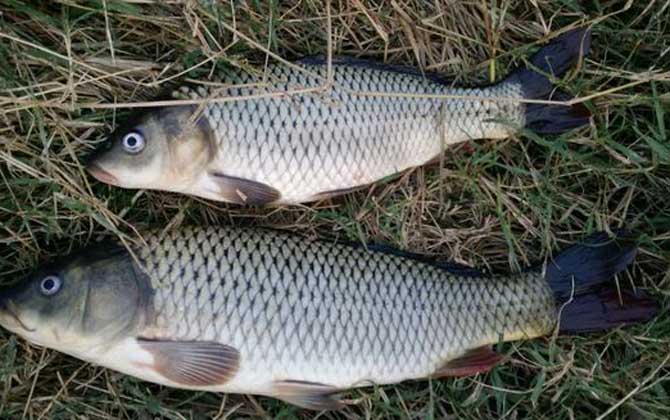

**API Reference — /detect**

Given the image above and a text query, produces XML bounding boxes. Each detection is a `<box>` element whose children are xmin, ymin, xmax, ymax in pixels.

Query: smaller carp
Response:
<box><xmin>0</xmin><ymin>228</ymin><xmax>659</xmax><ymax>410</ymax></box>
<box><xmin>87</xmin><ymin>29</ymin><xmax>591</xmax><ymax>205</ymax></box>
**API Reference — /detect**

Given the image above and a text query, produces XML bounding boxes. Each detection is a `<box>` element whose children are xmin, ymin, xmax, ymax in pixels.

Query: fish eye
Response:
<box><xmin>40</xmin><ymin>275</ymin><xmax>62</xmax><ymax>296</ymax></box>
<box><xmin>121</xmin><ymin>131</ymin><xmax>145</xmax><ymax>154</ymax></box>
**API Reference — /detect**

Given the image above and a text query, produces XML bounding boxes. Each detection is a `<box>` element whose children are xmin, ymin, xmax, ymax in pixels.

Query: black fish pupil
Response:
<box><xmin>43</xmin><ymin>278</ymin><xmax>54</xmax><ymax>290</ymax></box>
<box><xmin>126</xmin><ymin>135</ymin><xmax>137</xmax><ymax>147</ymax></box>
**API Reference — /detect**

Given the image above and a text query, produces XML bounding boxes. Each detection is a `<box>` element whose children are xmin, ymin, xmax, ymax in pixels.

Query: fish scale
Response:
<box><xmin>137</xmin><ymin>226</ymin><xmax>555</xmax><ymax>389</ymax></box>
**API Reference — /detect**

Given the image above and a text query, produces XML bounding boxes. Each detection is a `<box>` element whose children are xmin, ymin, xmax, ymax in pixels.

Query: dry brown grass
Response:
<box><xmin>1</xmin><ymin>0</ymin><xmax>669</xmax><ymax>418</ymax></box>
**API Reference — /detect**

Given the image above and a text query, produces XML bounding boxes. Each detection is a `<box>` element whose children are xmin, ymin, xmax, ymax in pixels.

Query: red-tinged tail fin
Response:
<box><xmin>545</xmin><ymin>231</ymin><xmax>659</xmax><ymax>333</ymax></box>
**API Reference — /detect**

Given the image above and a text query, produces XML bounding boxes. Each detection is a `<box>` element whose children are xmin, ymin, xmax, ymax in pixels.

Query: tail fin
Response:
<box><xmin>506</xmin><ymin>28</ymin><xmax>592</xmax><ymax>134</ymax></box>
<box><xmin>544</xmin><ymin>231</ymin><xmax>659</xmax><ymax>333</ymax></box>
<box><xmin>558</xmin><ymin>288</ymin><xmax>659</xmax><ymax>333</ymax></box>
<box><xmin>545</xmin><ymin>231</ymin><xmax>637</xmax><ymax>299</ymax></box>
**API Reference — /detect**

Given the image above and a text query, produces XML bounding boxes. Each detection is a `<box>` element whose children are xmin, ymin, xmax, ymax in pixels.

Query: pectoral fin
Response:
<box><xmin>273</xmin><ymin>380</ymin><xmax>343</xmax><ymax>410</ymax></box>
<box><xmin>209</xmin><ymin>172</ymin><xmax>281</xmax><ymax>205</ymax></box>
<box><xmin>138</xmin><ymin>338</ymin><xmax>240</xmax><ymax>386</ymax></box>
<box><xmin>433</xmin><ymin>346</ymin><xmax>503</xmax><ymax>377</ymax></box>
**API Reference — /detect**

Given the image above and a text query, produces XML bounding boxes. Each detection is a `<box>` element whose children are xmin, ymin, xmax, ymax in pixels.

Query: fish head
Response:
<box><xmin>0</xmin><ymin>246</ymin><xmax>150</xmax><ymax>356</ymax></box>
<box><xmin>86</xmin><ymin>106</ymin><xmax>216</xmax><ymax>192</ymax></box>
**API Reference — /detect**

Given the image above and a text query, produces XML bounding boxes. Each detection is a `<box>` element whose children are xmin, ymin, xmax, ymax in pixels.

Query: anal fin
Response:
<box><xmin>433</xmin><ymin>346</ymin><xmax>503</xmax><ymax>377</ymax></box>
<box><xmin>208</xmin><ymin>172</ymin><xmax>281</xmax><ymax>205</ymax></box>
<box><xmin>273</xmin><ymin>380</ymin><xmax>343</xmax><ymax>410</ymax></box>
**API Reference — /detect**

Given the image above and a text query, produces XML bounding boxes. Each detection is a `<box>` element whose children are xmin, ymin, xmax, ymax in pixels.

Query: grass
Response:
<box><xmin>1</xmin><ymin>0</ymin><xmax>669</xmax><ymax>418</ymax></box>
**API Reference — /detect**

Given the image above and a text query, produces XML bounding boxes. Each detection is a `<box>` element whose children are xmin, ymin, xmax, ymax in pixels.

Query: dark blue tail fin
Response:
<box><xmin>506</xmin><ymin>28</ymin><xmax>592</xmax><ymax>134</ymax></box>
<box><xmin>558</xmin><ymin>288</ymin><xmax>659</xmax><ymax>333</ymax></box>
<box><xmin>545</xmin><ymin>231</ymin><xmax>636</xmax><ymax>298</ymax></box>
<box><xmin>544</xmin><ymin>231</ymin><xmax>659</xmax><ymax>333</ymax></box>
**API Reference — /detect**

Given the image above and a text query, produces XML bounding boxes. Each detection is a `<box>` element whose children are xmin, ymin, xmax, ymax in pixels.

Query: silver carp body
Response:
<box><xmin>172</xmin><ymin>63</ymin><xmax>522</xmax><ymax>204</ymax></box>
<box><xmin>87</xmin><ymin>30</ymin><xmax>592</xmax><ymax>205</ymax></box>
<box><xmin>141</xmin><ymin>228</ymin><xmax>555</xmax><ymax>388</ymax></box>
<box><xmin>0</xmin><ymin>226</ymin><xmax>656</xmax><ymax>410</ymax></box>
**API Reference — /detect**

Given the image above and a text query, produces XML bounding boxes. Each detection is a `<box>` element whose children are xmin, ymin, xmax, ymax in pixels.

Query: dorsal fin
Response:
<box><xmin>342</xmin><ymin>241</ymin><xmax>484</xmax><ymax>277</ymax></box>
<box><xmin>242</xmin><ymin>227</ymin><xmax>484</xmax><ymax>277</ymax></box>
<box><xmin>296</xmin><ymin>55</ymin><xmax>454</xmax><ymax>85</ymax></box>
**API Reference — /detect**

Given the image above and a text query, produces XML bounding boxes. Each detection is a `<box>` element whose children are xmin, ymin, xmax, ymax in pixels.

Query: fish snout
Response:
<box><xmin>84</xmin><ymin>140</ymin><xmax>120</xmax><ymax>186</ymax></box>
<box><xmin>0</xmin><ymin>297</ymin><xmax>7</xmax><ymax>322</ymax></box>
<box><xmin>0</xmin><ymin>289</ymin><xmax>35</xmax><ymax>333</ymax></box>
<box><xmin>86</xmin><ymin>162</ymin><xmax>120</xmax><ymax>186</ymax></box>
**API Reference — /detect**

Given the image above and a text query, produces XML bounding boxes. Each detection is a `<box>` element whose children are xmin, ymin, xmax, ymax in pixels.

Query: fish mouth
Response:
<box><xmin>0</xmin><ymin>300</ymin><xmax>35</xmax><ymax>333</ymax></box>
<box><xmin>87</xmin><ymin>163</ymin><xmax>119</xmax><ymax>186</ymax></box>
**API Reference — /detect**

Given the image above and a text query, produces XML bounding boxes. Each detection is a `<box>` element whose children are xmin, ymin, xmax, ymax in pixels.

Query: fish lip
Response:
<box><xmin>87</xmin><ymin>163</ymin><xmax>119</xmax><ymax>186</ymax></box>
<box><xmin>1</xmin><ymin>300</ymin><xmax>35</xmax><ymax>333</ymax></box>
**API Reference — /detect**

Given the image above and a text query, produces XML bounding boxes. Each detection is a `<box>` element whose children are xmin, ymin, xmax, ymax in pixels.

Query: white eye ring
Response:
<box><xmin>121</xmin><ymin>131</ymin><xmax>145</xmax><ymax>154</ymax></box>
<box><xmin>40</xmin><ymin>275</ymin><xmax>62</xmax><ymax>296</ymax></box>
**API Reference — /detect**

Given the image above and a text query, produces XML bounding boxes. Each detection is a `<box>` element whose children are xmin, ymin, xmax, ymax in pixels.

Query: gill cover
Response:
<box><xmin>86</xmin><ymin>106</ymin><xmax>216</xmax><ymax>191</ymax></box>
<box><xmin>0</xmin><ymin>244</ymin><xmax>151</xmax><ymax>352</ymax></box>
